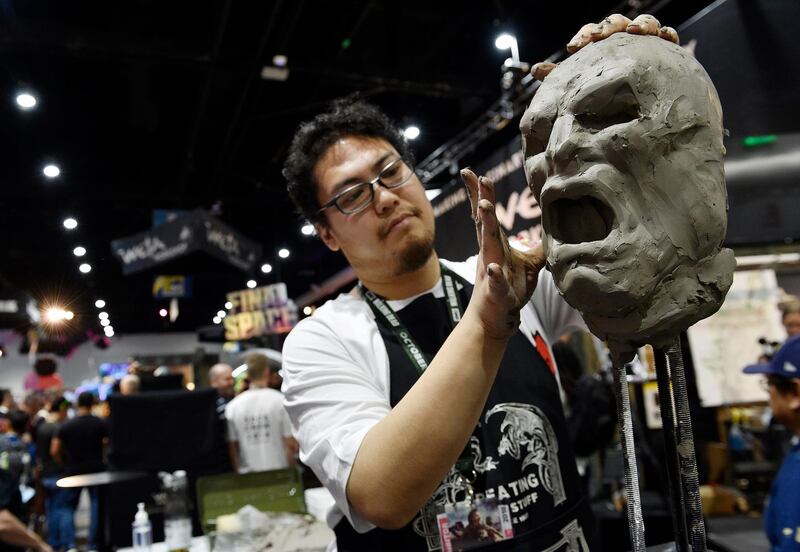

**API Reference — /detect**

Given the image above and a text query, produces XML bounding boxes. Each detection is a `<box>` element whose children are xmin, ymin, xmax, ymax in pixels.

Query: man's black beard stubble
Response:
<box><xmin>395</xmin><ymin>230</ymin><xmax>435</xmax><ymax>275</ymax></box>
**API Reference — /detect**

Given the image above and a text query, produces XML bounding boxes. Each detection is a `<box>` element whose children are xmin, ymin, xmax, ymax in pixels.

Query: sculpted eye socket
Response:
<box><xmin>574</xmin><ymin>86</ymin><xmax>640</xmax><ymax>131</ymax></box>
<box><xmin>575</xmin><ymin>102</ymin><xmax>640</xmax><ymax>131</ymax></box>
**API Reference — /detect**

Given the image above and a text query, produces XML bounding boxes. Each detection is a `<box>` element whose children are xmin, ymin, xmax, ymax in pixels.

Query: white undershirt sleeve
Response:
<box><xmin>282</xmin><ymin>305</ymin><xmax>390</xmax><ymax>533</ymax></box>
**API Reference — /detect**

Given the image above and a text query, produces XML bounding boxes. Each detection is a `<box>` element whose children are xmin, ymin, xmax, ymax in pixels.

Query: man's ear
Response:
<box><xmin>315</xmin><ymin>223</ymin><xmax>340</xmax><ymax>252</ymax></box>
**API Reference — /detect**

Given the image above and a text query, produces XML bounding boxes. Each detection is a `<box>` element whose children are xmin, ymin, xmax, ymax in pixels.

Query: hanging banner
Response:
<box><xmin>224</xmin><ymin>283</ymin><xmax>298</xmax><ymax>341</ymax></box>
<box><xmin>153</xmin><ymin>275</ymin><xmax>192</xmax><ymax>299</ymax></box>
<box><xmin>111</xmin><ymin>210</ymin><xmax>262</xmax><ymax>275</ymax></box>
<box><xmin>200</xmin><ymin>214</ymin><xmax>262</xmax><ymax>272</ymax></box>
<box><xmin>0</xmin><ymin>288</ymin><xmax>40</xmax><ymax>329</ymax></box>
<box><xmin>432</xmin><ymin>135</ymin><xmax>541</xmax><ymax>261</ymax></box>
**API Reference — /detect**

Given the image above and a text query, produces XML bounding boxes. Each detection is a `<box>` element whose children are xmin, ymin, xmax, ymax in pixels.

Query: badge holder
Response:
<box><xmin>436</xmin><ymin>456</ymin><xmax>514</xmax><ymax>551</ymax></box>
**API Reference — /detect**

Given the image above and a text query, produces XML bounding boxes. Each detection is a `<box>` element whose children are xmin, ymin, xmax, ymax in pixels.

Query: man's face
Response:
<box><xmin>783</xmin><ymin>313</ymin><xmax>800</xmax><ymax>338</ymax></box>
<box><xmin>766</xmin><ymin>377</ymin><xmax>800</xmax><ymax>427</ymax></box>
<box><xmin>314</xmin><ymin>136</ymin><xmax>436</xmax><ymax>280</ymax></box>
<box><xmin>521</xmin><ymin>34</ymin><xmax>729</xmax><ymax>347</ymax></box>
<box><xmin>210</xmin><ymin>365</ymin><xmax>235</xmax><ymax>398</ymax></box>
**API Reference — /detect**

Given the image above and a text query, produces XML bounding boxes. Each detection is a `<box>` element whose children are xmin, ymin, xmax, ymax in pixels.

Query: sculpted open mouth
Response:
<box><xmin>546</xmin><ymin>195</ymin><xmax>616</xmax><ymax>244</ymax></box>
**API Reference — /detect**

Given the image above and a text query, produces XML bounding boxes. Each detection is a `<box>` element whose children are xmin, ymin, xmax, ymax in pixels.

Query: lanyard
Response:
<box><xmin>360</xmin><ymin>265</ymin><xmax>463</xmax><ymax>376</ymax></box>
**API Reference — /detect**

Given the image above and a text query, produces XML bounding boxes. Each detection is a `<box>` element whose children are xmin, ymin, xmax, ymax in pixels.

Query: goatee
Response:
<box><xmin>395</xmin><ymin>233</ymin><xmax>435</xmax><ymax>275</ymax></box>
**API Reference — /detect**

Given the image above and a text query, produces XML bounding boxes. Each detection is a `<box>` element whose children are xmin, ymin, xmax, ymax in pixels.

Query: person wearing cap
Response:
<box><xmin>744</xmin><ymin>334</ymin><xmax>800</xmax><ymax>551</ymax></box>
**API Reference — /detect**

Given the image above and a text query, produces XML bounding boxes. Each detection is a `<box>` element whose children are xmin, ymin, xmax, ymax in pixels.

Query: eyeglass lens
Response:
<box><xmin>335</xmin><ymin>159</ymin><xmax>412</xmax><ymax>213</ymax></box>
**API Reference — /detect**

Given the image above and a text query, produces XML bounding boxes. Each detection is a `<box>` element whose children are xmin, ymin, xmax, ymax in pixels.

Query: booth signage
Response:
<box><xmin>0</xmin><ymin>289</ymin><xmax>40</xmax><ymax>328</ymax></box>
<box><xmin>432</xmin><ymin>135</ymin><xmax>542</xmax><ymax>261</ymax></box>
<box><xmin>153</xmin><ymin>275</ymin><xmax>192</xmax><ymax>299</ymax></box>
<box><xmin>224</xmin><ymin>283</ymin><xmax>297</xmax><ymax>341</ymax></box>
<box><xmin>111</xmin><ymin>210</ymin><xmax>262</xmax><ymax>275</ymax></box>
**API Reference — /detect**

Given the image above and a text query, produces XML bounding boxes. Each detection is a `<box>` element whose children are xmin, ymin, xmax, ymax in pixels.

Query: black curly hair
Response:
<box><xmin>34</xmin><ymin>357</ymin><xmax>57</xmax><ymax>377</ymax></box>
<box><xmin>283</xmin><ymin>97</ymin><xmax>414</xmax><ymax>226</ymax></box>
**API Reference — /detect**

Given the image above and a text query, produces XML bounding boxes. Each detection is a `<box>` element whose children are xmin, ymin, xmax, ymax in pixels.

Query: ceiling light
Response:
<box><xmin>15</xmin><ymin>92</ymin><xmax>37</xmax><ymax>110</ymax></box>
<box><xmin>278</xmin><ymin>248</ymin><xmax>290</xmax><ymax>259</ymax></box>
<box><xmin>65</xmin><ymin>311</ymin><xmax>74</xmax><ymax>320</ymax></box>
<box><xmin>246</xmin><ymin>280</ymin><xmax>257</xmax><ymax>289</ymax></box>
<box><xmin>73</xmin><ymin>246</ymin><xmax>86</xmax><ymax>257</ymax></box>
<box><xmin>98</xmin><ymin>312</ymin><xmax>108</xmax><ymax>320</ymax></box>
<box><xmin>104</xmin><ymin>326</ymin><xmax>114</xmax><ymax>336</ymax></box>
<box><xmin>43</xmin><ymin>164</ymin><xmax>61</xmax><ymax>178</ymax></box>
<box><xmin>213</xmin><ymin>316</ymin><xmax>221</xmax><ymax>324</ymax></box>
<box><xmin>301</xmin><ymin>223</ymin><xmax>315</xmax><ymax>236</ymax></box>
<box><xmin>403</xmin><ymin>126</ymin><xmax>420</xmax><ymax>140</ymax></box>
<box><xmin>95</xmin><ymin>300</ymin><xmax>106</xmax><ymax>308</ymax></box>
<box><xmin>216</xmin><ymin>310</ymin><xmax>226</xmax><ymax>318</ymax></box>
<box><xmin>303</xmin><ymin>306</ymin><xmax>313</xmax><ymax>316</ymax></box>
<box><xmin>494</xmin><ymin>33</ymin><xmax>519</xmax><ymax>64</ymax></box>
<box><xmin>261</xmin><ymin>263</ymin><xmax>272</xmax><ymax>274</ymax></box>
<box><xmin>272</xmin><ymin>54</ymin><xmax>288</xmax><ymax>67</ymax></box>
<box><xmin>44</xmin><ymin>308</ymin><xmax>68</xmax><ymax>323</ymax></box>
<box><xmin>100</xmin><ymin>318</ymin><xmax>110</xmax><ymax>327</ymax></box>
<box><xmin>105</xmin><ymin>330</ymin><xmax>115</xmax><ymax>338</ymax></box>
<box><xmin>78</xmin><ymin>263</ymin><xmax>91</xmax><ymax>274</ymax></box>
<box><xmin>159</xmin><ymin>308</ymin><xmax>168</xmax><ymax>318</ymax></box>
<box><xmin>224</xmin><ymin>301</ymin><xmax>233</xmax><ymax>310</ymax></box>
<box><xmin>495</xmin><ymin>33</ymin><xmax>515</xmax><ymax>50</ymax></box>
<box><xmin>63</xmin><ymin>218</ymin><xmax>78</xmax><ymax>230</ymax></box>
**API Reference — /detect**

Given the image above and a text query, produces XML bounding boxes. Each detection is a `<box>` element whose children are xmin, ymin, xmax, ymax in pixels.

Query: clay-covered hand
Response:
<box><xmin>461</xmin><ymin>168</ymin><xmax>546</xmax><ymax>339</ymax></box>
<box><xmin>531</xmin><ymin>13</ymin><xmax>679</xmax><ymax>81</ymax></box>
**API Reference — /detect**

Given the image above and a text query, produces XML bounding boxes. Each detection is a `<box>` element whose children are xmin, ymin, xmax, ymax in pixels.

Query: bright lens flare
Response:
<box><xmin>44</xmin><ymin>308</ymin><xmax>68</xmax><ymax>323</ymax></box>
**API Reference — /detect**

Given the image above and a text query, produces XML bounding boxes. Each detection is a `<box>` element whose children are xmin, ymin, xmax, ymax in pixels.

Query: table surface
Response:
<box><xmin>117</xmin><ymin>536</ymin><xmax>209</xmax><ymax>552</ymax></box>
<box><xmin>56</xmin><ymin>470</ymin><xmax>148</xmax><ymax>488</ymax></box>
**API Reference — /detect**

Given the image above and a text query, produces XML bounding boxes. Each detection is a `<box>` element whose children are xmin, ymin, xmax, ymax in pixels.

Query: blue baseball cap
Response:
<box><xmin>743</xmin><ymin>334</ymin><xmax>800</xmax><ymax>379</ymax></box>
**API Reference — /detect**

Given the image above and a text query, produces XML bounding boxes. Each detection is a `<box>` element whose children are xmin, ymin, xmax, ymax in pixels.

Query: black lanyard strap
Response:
<box><xmin>360</xmin><ymin>265</ymin><xmax>463</xmax><ymax>376</ymax></box>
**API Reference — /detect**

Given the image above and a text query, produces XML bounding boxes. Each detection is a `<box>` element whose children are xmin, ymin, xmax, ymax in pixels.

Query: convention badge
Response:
<box><xmin>436</xmin><ymin>497</ymin><xmax>514</xmax><ymax>552</ymax></box>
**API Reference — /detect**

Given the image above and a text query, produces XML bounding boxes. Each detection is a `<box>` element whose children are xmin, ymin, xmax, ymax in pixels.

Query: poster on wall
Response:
<box><xmin>224</xmin><ymin>283</ymin><xmax>298</xmax><ymax>341</ymax></box>
<box><xmin>688</xmin><ymin>269</ymin><xmax>787</xmax><ymax>407</ymax></box>
<box><xmin>432</xmin><ymin>136</ymin><xmax>541</xmax><ymax>261</ymax></box>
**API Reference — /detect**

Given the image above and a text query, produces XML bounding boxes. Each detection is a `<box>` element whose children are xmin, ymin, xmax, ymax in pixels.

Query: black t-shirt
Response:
<box><xmin>56</xmin><ymin>415</ymin><xmax>108</xmax><ymax>475</ymax></box>
<box><xmin>35</xmin><ymin>421</ymin><xmax>62</xmax><ymax>478</ymax></box>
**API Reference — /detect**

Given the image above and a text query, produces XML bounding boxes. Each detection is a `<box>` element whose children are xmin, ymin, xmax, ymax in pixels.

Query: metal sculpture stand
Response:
<box><xmin>612</xmin><ymin>336</ymin><xmax>708</xmax><ymax>552</ymax></box>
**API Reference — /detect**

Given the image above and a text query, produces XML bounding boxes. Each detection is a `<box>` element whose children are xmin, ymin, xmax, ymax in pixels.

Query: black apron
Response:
<box><xmin>335</xmin><ymin>273</ymin><xmax>598</xmax><ymax>551</ymax></box>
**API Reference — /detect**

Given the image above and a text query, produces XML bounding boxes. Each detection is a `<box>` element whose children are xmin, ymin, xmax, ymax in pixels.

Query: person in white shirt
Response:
<box><xmin>225</xmin><ymin>353</ymin><xmax>298</xmax><ymax>473</ymax></box>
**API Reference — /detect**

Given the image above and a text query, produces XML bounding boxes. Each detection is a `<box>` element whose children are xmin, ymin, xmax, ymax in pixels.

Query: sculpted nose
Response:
<box><xmin>546</xmin><ymin>116</ymin><xmax>580</xmax><ymax>174</ymax></box>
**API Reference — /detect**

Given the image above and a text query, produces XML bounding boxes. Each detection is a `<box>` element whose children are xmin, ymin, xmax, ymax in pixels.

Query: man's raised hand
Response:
<box><xmin>531</xmin><ymin>13</ymin><xmax>679</xmax><ymax>81</ymax></box>
<box><xmin>461</xmin><ymin>168</ymin><xmax>546</xmax><ymax>340</ymax></box>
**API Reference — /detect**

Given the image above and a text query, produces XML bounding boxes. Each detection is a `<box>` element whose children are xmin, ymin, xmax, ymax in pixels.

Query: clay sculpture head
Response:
<box><xmin>520</xmin><ymin>33</ymin><xmax>735</xmax><ymax>360</ymax></box>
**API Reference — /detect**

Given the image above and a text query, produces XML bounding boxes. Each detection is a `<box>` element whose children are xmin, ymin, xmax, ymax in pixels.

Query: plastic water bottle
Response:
<box><xmin>162</xmin><ymin>470</ymin><xmax>192</xmax><ymax>552</ymax></box>
<box><xmin>131</xmin><ymin>502</ymin><xmax>152</xmax><ymax>551</ymax></box>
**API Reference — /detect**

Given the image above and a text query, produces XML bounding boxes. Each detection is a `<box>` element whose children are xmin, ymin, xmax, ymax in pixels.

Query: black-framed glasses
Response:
<box><xmin>317</xmin><ymin>157</ymin><xmax>415</xmax><ymax>216</ymax></box>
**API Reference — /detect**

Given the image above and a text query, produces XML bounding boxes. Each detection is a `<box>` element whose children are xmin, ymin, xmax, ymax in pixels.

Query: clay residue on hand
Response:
<box><xmin>520</xmin><ymin>34</ymin><xmax>734</xmax><ymax>358</ymax></box>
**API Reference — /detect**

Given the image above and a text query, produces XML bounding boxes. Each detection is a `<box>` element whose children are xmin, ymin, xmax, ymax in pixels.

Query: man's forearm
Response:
<box><xmin>0</xmin><ymin>510</ymin><xmax>50</xmax><ymax>551</ymax></box>
<box><xmin>346</xmin><ymin>310</ymin><xmax>508</xmax><ymax>529</ymax></box>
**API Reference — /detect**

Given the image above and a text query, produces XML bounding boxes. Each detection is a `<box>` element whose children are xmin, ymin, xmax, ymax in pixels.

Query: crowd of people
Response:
<box><xmin>0</xmin><ymin>385</ymin><xmax>106</xmax><ymax>552</ymax></box>
<box><xmin>0</xmin><ymin>349</ymin><xmax>301</xmax><ymax>552</ymax></box>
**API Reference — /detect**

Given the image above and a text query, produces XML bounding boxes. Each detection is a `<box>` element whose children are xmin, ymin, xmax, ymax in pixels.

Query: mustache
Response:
<box><xmin>378</xmin><ymin>207</ymin><xmax>422</xmax><ymax>239</ymax></box>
